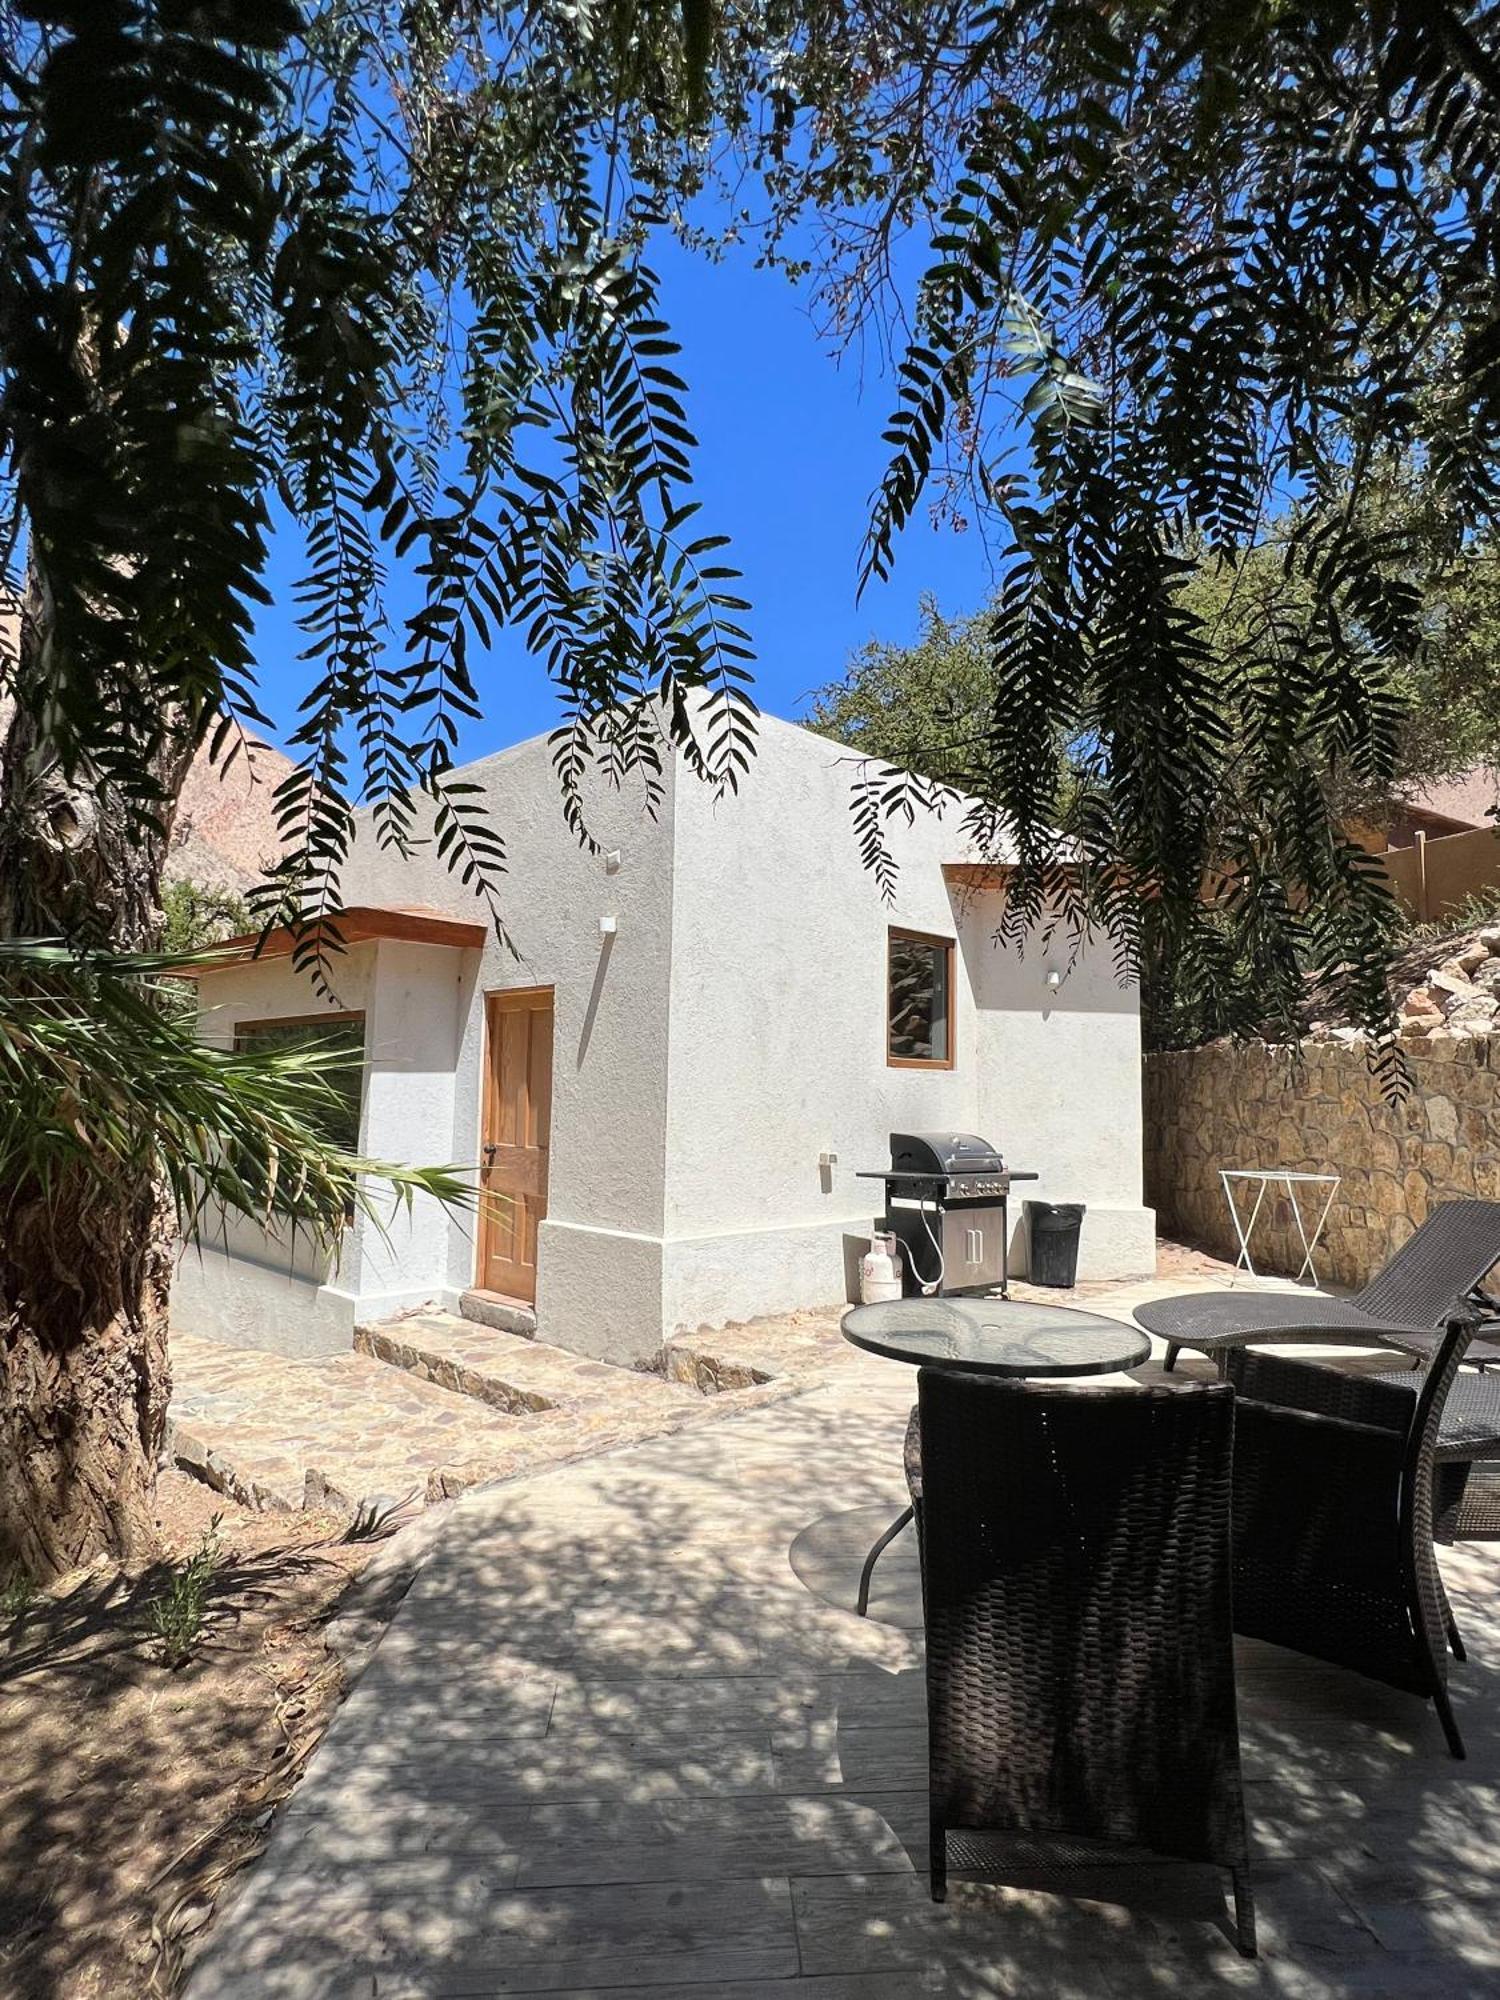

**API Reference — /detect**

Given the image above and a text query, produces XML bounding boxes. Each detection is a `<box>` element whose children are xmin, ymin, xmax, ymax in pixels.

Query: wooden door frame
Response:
<box><xmin>475</xmin><ymin>985</ymin><xmax>555</xmax><ymax>1299</ymax></box>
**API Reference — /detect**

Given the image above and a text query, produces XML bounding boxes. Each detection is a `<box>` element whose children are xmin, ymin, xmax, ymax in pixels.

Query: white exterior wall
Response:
<box><xmin>660</xmin><ymin>719</ymin><xmax>1154</xmax><ymax>1335</ymax></box>
<box><xmin>172</xmin><ymin>714</ymin><xmax>1153</xmax><ymax>1364</ymax></box>
<box><xmin>355</xmin><ymin>938</ymin><xmax>479</xmax><ymax>1318</ymax></box>
<box><xmin>338</xmin><ymin>734</ymin><xmax>678</xmax><ymax>1360</ymax></box>
<box><xmin>175</xmin><ymin>935</ymin><xmax>479</xmax><ymax>1352</ymax></box>
<box><xmin>958</xmin><ymin>887</ymin><xmax>1157</xmax><ymax>1280</ymax></box>
<box><xmin>175</xmin><ymin>946</ymin><xmax>379</xmax><ymax>1356</ymax></box>
<box><xmin>662</xmin><ymin>720</ymin><xmax>972</xmax><ymax>1335</ymax></box>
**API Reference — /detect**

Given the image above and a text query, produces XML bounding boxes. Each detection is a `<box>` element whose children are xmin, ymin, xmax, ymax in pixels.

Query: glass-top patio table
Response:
<box><xmin>842</xmin><ymin>1295</ymin><xmax>1151</xmax><ymax>1377</ymax></box>
<box><xmin>840</xmin><ymin>1296</ymin><xmax>1151</xmax><ymax>1614</ymax></box>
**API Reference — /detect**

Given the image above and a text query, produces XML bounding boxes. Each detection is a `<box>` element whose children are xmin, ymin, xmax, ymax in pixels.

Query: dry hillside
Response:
<box><xmin>4</xmin><ymin>603</ymin><xmax>290</xmax><ymax>898</ymax></box>
<box><xmin>167</xmin><ymin>732</ymin><xmax>294</xmax><ymax>896</ymax></box>
<box><xmin>1298</xmin><ymin>918</ymin><xmax>1500</xmax><ymax>1044</ymax></box>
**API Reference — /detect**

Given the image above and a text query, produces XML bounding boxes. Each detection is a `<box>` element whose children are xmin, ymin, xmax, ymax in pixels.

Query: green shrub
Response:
<box><xmin>1</xmin><ymin>1571</ymin><xmax>37</xmax><ymax>1623</ymax></box>
<box><xmin>146</xmin><ymin>1518</ymin><xmax>225</xmax><ymax>1668</ymax></box>
<box><xmin>1404</xmin><ymin>884</ymin><xmax>1500</xmax><ymax>942</ymax></box>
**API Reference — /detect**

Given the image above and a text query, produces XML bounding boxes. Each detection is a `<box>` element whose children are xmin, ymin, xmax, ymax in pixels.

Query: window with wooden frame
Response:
<box><xmin>887</xmin><ymin>928</ymin><xmax>955</xmax><ymax>1069</ymax></box>
<box><xmin>233</xmin><ymin>1012</ymin><xmax>367</xmax><ymax>1151</ymax></box>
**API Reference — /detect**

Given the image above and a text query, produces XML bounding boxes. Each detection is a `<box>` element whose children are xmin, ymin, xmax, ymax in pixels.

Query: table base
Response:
<box><xmin>856</xmin><ymin>1503</ymin><xmax>915</xmax><ymax>1617</ymax></box>
<box><xmin>1222</xmin><ymin>1170</ymin><xmax>1340</xmax><ymax>1286</ymax></box>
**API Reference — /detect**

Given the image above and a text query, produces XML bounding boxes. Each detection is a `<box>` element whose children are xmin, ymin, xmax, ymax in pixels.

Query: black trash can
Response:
<box><xmin>1025</xmin><ymin>1201</ymin><xmax>1086</xmax><ymax>1288</ymax></box>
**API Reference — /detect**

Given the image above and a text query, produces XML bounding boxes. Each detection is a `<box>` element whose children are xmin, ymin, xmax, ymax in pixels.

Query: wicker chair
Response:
<box><xmin>1225</xmin><ymin>1316</ymin><xmax>1474</xmax><ymax>1758</ymax></box>
<box><xmin>1137</xmin><ymin>1198</ymin><xmax>1500</xmax><ymax>1373</ymax></box>
<box><xmin>910</xmin><ymin>1368</ymin><xmax>1256</xmax><ymax>1956</ymax></box>
<box><xmin>1433</xmin><ymin>1370</ymin><xmax>1500</xmax><ymax>1546</ymax></box>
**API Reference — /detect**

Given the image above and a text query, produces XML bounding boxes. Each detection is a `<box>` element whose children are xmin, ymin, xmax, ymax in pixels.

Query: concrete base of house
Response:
<box><xmin>173</xmin><ymin>1203</ymin><xmax>1157</xmax><ymax>1366</ymax></box>
<box><xmin>172</xmin><ymin>1246</ymin><xmax>352</xmax><ymax>1359</ymax></box>
<box><xmin>523</xmin><ymin>1214</ymin><xmax>867</xmax><ymax>1367</ymax></box>
<box><xmin>535</xmin><ymin>1205</ymin><xmax>1159</xmax><ymax>1366</ymax></box>
<box><xmin>171</xmin><ymin>1244</ymin><xmax>441</xmax><ymax>1361</ymax></box>
<box><xmin>1068</xmin><ymin>1202</ymin><xmax>1159</xmax><ymax>1283</ymax></box>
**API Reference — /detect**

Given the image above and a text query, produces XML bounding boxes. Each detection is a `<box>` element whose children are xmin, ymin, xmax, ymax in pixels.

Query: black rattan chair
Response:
<box><xmin>1433</xmin><ymin>1370</ymin><xmax>1500</xmax><ymax>1545</ymax></box>
<box><xmin>910</xmin><ymin>1368</ymin><xmax>1256</xmax><ymax>1955</ymax></box>
<box><xmin>1225</xmin><ymin>1317</ymin><xmax>1474</xmax><ymax>1758</ymax></box>
<box><xmin>1137</xmin><ymin>1198</ymin><xmax>1500</xmax><ymax>1373</ymax></box>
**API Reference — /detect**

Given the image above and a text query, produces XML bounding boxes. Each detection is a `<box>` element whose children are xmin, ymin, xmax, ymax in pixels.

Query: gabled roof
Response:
<box><xmin>1406</xmin><ymin>768</ymin><xmax>1497</xmax><ymax>831</ymax></box>
<box><xmin>180</xmin><ymin>905</ymin><xmax>487</xmax><ymax>975</ymax></box>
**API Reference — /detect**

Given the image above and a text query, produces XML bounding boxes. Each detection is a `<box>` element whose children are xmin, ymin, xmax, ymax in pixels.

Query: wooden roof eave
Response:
<box><xmin>177</xmin><ymin>905</ymin><xmax>488</xmax><ymax>977</ymax></box>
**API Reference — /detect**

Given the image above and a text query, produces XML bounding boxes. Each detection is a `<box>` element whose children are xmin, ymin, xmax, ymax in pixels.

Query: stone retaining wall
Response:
<box><xmin>1144</xmin><ymin>1038</ymin><xmax>1500</xmax><ymax>1288</ymax></box>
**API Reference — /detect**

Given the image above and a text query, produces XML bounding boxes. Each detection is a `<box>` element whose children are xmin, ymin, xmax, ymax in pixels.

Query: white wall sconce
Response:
<box><xmin>599</xmin><ymin>915</ymin><xmax>618</xmax><ymax>936</ymax></box>
<box><xmin>1044</xmin><ymin>967</ymin><xmax>1063</xmax><ymax>991</ymax></box>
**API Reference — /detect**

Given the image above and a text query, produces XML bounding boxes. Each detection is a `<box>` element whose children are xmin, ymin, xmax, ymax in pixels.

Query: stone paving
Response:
<box><xmin>356</xmin><ymin>1314</ymin><xmax>685</xmax><ymax>1417</ymax></box>
<box><xmin>665</xmin><ymin>1243</ymin><xmax>1308</xmax><ymax>1390</ymax></box>
<box><xmin>168</xmin><ymin>1317</ymin><xmax>792</xmax><ymax>1516</ymax></box>
<box><xmin>184</xmin><ymin>1261</ymin><xmax>1500</xmax><ymax>1999</ymax></box>
<box><xmin>168</xmin><ymin>1241</ymin><xmax>1283</xmax><ymax>1517</ymax></box>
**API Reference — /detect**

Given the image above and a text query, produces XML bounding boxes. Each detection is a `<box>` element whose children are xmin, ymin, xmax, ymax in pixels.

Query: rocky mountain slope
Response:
<box><xmin>166</xmin><ymin>732</ymin><xmax>294</xmax><ymax>896</ymax></box>
<box><xmin>1300</xmin><ymin>920</ymin><xmax>1500</xmax><ymax>1045</ymax></box>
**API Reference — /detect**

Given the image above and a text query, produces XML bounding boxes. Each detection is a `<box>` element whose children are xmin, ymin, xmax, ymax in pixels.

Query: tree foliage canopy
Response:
<box><xmin>0</xmin><ymin>0</ymin><xmax>756</xmax><ymax>956</ymax></box>
<box><xmin>809</xmin><ymin>486</ymin><xmax>1500</xmax><ymax>1045</ymax></box>
<box><xmin>807</xmin><ymin>594</ymin><xmax>997</xmax><ymax>777</ymax></box>
<box><xmin>4</xmin><ymin>1</ymin><xmax>1500</xmax><ymax>1064</ymax></box>
<box><xmin>1173</xmin><ymin>486</ymin><xmax>1500</xmax><ymax>829</ymax></box>
<box><xmin>756</xmin><ymin>0</ymin><xmax>1500</xmax><ymax>1062</ymax></box>
<box><xmin>161</xmin><ymin>878</ymin><xmax>251</xmax><ymax>956</ymax></box>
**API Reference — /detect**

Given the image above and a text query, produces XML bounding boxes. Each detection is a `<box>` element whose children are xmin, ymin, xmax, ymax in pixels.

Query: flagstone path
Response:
<box><xmin>183</xmin><ymin>1270</ymin><xmax>1500</xmax><ymax>1999</ymax></box>
<box><xmin>167</xmin><ymin>1317</ymin><xmax>793</xmax><ymax>1516</ymax></box>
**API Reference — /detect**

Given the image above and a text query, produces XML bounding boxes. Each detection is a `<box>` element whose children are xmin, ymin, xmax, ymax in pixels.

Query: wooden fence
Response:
<box><xmin>1380</xmin><ymin>825</ymin><xmax>1500</xmax><ymax>925</ymax></box>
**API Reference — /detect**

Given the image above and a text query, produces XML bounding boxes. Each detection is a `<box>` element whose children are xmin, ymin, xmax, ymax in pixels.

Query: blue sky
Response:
<box><xmin>245</xmin><ymin>233</ymin><xmax>999</xmax><ymax>765</ymax></box>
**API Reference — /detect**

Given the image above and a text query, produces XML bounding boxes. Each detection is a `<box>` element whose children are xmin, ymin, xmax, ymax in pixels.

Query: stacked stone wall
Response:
<box><xmin>1144</xmin><ymin>1039</ymin><xmax>1500</xmax><ymax>1287</ymax></box>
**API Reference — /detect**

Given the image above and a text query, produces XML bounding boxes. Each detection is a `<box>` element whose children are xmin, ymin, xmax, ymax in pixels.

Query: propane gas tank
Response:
<box><xmin>859</xmin><ymin>1231</ymin><xmax>904</xmax><ymax>1304</ymax></box>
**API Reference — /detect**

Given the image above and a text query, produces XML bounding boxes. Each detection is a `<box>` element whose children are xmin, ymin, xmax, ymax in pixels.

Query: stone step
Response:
<box><xmin>458</xmin><ymin>1288</ymin><xmax>537</xmax><ymax>1337</ymax></box>
<box><xmin>662</xmin><ymin>1309</ymin><xmax>848</xmax><ymax>1391</ymax></box>
<box><xmin>167</xmin><ymin>1318</ymin><xmax>746</xmax><ymax>1522</ymax></box>
<box><xmin>167</xmin><ymin>1331</ymin><xmax>540</xmax><ymax>1517</ymax></box>
<box><xmin>355</xmin><ymin>1311</ymin><xmax>697</xmax><ymax>1418</ymax></box>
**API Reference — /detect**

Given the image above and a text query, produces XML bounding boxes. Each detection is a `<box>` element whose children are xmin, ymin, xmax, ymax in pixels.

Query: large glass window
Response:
<box><xmin>887</xmin><ymin>929</ymin><xmax>954</xmax><ymax>1068</ymax></box>
<box><xmin>233</xmin><ymin>1012</ymin><xmax>366</xmax><ymax>1151</ymax></box>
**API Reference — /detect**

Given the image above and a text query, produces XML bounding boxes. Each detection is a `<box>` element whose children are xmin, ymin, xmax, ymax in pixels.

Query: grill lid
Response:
<box><xmin>889</xmin><ymin>1131</ymin><xmax>1006</xmax><ymax>1178</ymax></box>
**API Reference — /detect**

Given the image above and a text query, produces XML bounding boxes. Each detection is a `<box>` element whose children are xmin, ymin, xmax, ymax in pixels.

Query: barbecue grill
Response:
<box><xmin>858</xmin><ymin>1132</ymin><xmax>1038</xmax><ymax>1298</ymax></box>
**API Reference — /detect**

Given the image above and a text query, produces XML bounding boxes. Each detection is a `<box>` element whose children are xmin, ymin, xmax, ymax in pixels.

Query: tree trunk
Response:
<box><xmin>0</xmin><ymin>1177</ymin><xmax>175</xmax><ymax>1579</ymax></box>
<box><xmin>0</xmin><ymin>589</ymin><xmax>197</xmax><ymax>1580</ymax></box>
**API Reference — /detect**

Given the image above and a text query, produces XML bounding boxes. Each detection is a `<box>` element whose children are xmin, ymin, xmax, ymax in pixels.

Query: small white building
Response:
<box><xmin>175</xmin><ymin>717</ymin><xmax>1156</xmax><ymax>1362</ymax></box>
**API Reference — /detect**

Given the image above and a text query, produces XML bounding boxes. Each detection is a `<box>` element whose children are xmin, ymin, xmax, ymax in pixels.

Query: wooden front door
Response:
<box><xmin>478</xmin><ymin>988</ymin><xmax>554</xmax><ymax>1304</ymax></box>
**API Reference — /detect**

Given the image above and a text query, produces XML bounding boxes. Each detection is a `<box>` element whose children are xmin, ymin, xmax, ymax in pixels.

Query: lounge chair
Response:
<box><xmin>1434</xmin><ymin>1370</ymin><xmax>1500</xmax><ymax>1547</ymax></box>
<box><xmin>1225</xmin><ymin>1317</ymin><xmax>1473</xmax><ymax>1757</ymax></box>
<box><xmin>1135</xmin><ymin>1198</ymin><xmax>1500</xmax><ymax>1374</ymax></box>
<box><xmin>910</xmin><ymin>1367</ymin><xmax>1256</xmax><ymax>1955</ymax></box>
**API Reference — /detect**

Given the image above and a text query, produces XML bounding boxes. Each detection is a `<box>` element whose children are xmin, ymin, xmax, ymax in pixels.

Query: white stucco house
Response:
<box><xmin>175</xmin><ymin>716</ymin><xmax>1156</xmax><ymax>1363</ymax></box>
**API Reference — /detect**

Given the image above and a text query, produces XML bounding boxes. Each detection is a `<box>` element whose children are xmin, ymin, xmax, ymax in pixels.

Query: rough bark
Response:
<box><xmin>0</xmin><ymin>587</ymin><xmax>198</xmax><ymax>1579</ymax></box>
<box><xmin>0</xmin><ymin>1177</ymin><xmax>175</xmax><ymax>1579</ymax></box>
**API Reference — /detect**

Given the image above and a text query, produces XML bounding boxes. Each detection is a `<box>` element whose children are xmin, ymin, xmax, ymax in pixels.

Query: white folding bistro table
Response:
<box><xmin>1220</xmin><ymin>1168</ymin><xmax>1341</xmax><ymax>1285</ymax></box>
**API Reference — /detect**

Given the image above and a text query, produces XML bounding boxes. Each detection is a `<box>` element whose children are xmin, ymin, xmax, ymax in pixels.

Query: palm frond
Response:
<box><xmin>0</xmin><ymin>942</ymin><xmax>471</xmax><ymax>1252</ymax></box>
